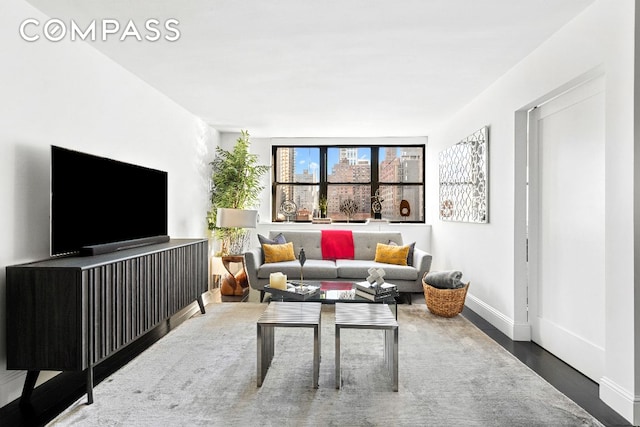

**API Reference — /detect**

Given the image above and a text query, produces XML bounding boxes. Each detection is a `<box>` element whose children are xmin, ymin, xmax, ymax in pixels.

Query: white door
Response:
<box><xmin>528</xmin><ymin>76</ymin><xmax>605</xmax><ymax>382</ymax></box>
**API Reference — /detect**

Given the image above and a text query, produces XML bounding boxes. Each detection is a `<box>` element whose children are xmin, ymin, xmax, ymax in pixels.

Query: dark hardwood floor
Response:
<box><xmin>0</xmin><ymin>292</ymin><xmax>633</xmax><ymax>426</ymax></box>
<box><xmin>461</xmin><ymin>306</ymin><xmax>632</xmax><ymax>427</ymax></box>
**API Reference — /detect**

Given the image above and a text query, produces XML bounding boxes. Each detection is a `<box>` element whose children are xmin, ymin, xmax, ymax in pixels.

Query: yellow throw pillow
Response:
<box><xmin>263</xmin><ymin>242</ymin><xmax>296</xmax><ymax>263</ymax></box>
<box><xmin>374</xmin><ymin>243</ymin><xmax>409</xmax><ymax>266</ymax></box>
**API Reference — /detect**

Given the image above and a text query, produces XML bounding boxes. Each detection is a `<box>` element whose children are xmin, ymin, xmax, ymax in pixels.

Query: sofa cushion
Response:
<box><xmin>258</xmin><ymin>259</ymin><xmax>338</xmax><ymax>279</ymax></box>
<box><xmin>374</xmin><ymin>243</ymin><xmax>409</xmax><ymax>266</ymax></box>
<box><xmin>270</xmin><ymin>231</ymin><xmax>323</xmax><ymax>259</ymax></box>
<box><xmin>257</xmin><ymin>233</ymin><xmax>287</xmax><ymax>263</ymax></box>
<box><xmin>258</xmin><ymin>233</ymin><xmax>286</xmax><ymax>246</ymax></box>
<box><xmin>388</xmin><ymin>240</ymin><xmax>416</xmax><ymax>266</ymax></box>
<box><xmin>351</xmin><ymin>231</ymin><xmax>404</xmax><ymax>260</ymax></box>
<box><xmin>263</xmin><ymin>242</ymin><xmax>296</xmax><ymax>263</ymax></box>
<box><xmin>336</xmin><ymin>259</ymin><xmax>418</xmax><ymax>281</ymax></box>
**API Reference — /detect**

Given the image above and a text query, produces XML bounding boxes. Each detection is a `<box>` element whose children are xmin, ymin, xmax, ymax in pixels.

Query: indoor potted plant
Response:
<box><xmin>318</xmin><ymin>194</ymin><xmax>328</xmax><ymax>218</ymax></box>
<box><xmin>208</xmin><ymin>131</ymin><xmax>269</xmax><ymax>297</ymax></box>
<box><xmin>207</xmin><ymin>130</ymin><xmax>269</xmax><ymax>255</ymax></box>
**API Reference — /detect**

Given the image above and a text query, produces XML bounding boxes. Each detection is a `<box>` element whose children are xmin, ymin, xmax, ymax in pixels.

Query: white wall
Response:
<box><xmin>0</xmin><ymin>0</ymin><xmax>218</xmax><ymax>407</ymax></box>
<box><xmin>427</xmin><ymin>0</ymin><xmax>637</xmax><ymax>423</ymax></box>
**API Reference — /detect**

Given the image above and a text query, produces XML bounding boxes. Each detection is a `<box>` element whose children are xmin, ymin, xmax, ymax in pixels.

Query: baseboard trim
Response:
<box><xmin>599</xmin><ymin>376</ymin><xmax>638</xmax><ymax>425</ymax></box>
<box><xmin>464</xmin><ymin>292</ymin><xmax>531</xmax><ymax>341</ymax></box>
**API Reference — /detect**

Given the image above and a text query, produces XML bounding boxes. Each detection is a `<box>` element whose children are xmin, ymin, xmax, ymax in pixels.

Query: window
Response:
<box><xmin>273</xmin><ymin>145</ymin><xmax>424</xmax><ymax>222</ymax></box>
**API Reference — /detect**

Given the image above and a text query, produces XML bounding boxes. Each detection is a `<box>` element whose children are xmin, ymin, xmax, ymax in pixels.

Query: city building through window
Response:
<box><xmin>272</xmin><ymin>145</ymin><xmax>425</xmax><ymax>222</ymax></box>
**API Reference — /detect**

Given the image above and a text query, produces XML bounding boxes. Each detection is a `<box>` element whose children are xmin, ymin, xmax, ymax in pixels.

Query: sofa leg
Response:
<box><xmin>399</xmin><ymin>293</ymin><xmax>412</xmax><ymax>305</ymax></box>
<box><xmin>260</xmin><ymin>290</ymin><xmax>265</xmax><ymax>303</ymax></box>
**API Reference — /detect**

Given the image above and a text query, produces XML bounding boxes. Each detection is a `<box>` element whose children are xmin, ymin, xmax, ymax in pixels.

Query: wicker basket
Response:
<box><xmin>422</xmin><ymin>280</ymin><xmax>470</xmax><ymax>318</ymax></box>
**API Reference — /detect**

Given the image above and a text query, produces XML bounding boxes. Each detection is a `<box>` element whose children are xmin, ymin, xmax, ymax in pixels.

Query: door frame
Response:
<box><xmin>512</xmin><ymin>67</ymin><xmax>605</xmax><ymax>342</ymax></box>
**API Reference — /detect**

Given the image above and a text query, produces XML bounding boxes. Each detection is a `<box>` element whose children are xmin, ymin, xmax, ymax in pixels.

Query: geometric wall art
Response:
<box><xmin>439</xmin><ymin>126</ymin><xmax>489</xmax><ymax>223</ymax></box>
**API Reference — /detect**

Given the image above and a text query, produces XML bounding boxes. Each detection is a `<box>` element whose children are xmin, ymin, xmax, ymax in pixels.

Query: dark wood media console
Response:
<box><xmin>6</xmin><ymin>238</ymin><xmax>208</xmax><ymax>406</ymax></box>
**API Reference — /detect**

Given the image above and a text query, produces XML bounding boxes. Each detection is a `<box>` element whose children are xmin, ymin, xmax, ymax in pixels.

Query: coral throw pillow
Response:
<box><xmin>374</xmin><ymin>243</ymin><xmax>409</xmax><ymax>266</ymax></box>
<box><xmin>263</xmin><ymin>242</ymin><xmax>296</xmax><ymax>263</ymax></box>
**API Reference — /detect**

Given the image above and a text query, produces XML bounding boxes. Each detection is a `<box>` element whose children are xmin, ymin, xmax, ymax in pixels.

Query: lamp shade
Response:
<box><xmin>216</xmin><ymin>208</ymin><xmax>258</xmax><ymax>228</ymax></box>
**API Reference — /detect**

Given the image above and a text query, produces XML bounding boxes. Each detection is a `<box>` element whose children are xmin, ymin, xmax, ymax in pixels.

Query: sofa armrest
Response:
<box><xmin>413</xmin><ymin>247</ymin><xmax>433</xmax><ymax>282</ymax></box>
<box><xmin>244</xmin><ymin>247</ymin><xmax>263</xmax><ymax>291</ymax></box>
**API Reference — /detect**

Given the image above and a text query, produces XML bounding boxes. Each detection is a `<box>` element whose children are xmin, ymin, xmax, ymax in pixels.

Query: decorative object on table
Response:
<box><xmin>298</xmin><ymin>247</ymin><xmax>306</xmax><ymax>284</ymax></box>
<box><xmin>399</xmin><ymin>200</ymin><xmax>411</xmax><ymax>218</ymax></box>
<box><xmin>318</xmin><ymin>194</ymin><xmax>328</xmax><ymax>218</ymax></box>
<box><xmin>339</xmin><ymin>198</ymin><xmax>358</xmax><ymax>222</ymax></box>
<box><xmin>279</xmin><ymin>199</ymin><xmax>297</xmax><ymax>222</ymax></box>
<box><xmin>422</xmin><ymin>271</ymin><xmax>469</xmax><ymax>317</ymax></box>
<box><xmin>439</xmin><ymin>126</ymin><xmax>488</xmax><ymax>223</ymax></box>
<box><xmin>354</xmin><ymin>281</ymin><xmax>398</xmax><ymax>301</ymax></box>
<box><xmin>366</xmin><ymin>267</ymin><xmax>386</xmax><ymax>286</ymax></box>
<box><xmin>355</xmin><ymin>269</ymin><xmax>398</xmax><ymax>301</ymax></box>
<box><xmin>269</xmin><ymin>272</ymin><xmax>287</xmax><ymax>290</ymax></box>
<box><xmin>371</xmin><ymin>189</ymin><xmax>384</xmax><ymax>219</ymax></box>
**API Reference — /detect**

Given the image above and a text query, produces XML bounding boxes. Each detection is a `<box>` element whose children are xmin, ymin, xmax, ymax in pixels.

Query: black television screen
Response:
<box><xmin>51</xmin><ymin>146</ymin><xmax>168</xmax><ymax>256</ymax></box>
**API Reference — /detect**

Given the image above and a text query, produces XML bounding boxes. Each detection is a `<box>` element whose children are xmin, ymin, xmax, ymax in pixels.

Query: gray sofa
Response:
<box><xmin>244</xmin><ymin>230</ymin><xmax>432</xmax><ymax>302</ymax></box>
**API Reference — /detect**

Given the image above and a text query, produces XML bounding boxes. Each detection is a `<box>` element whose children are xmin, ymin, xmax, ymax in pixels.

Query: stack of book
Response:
<box><xmin>355</xmin><ymin>281</ymin><xmax>398</xmax><ymax>301</ymax></box>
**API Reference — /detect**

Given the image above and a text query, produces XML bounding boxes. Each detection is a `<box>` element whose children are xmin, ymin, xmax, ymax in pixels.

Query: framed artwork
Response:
<box><xmin>439</xmin><ymin>126</ymin><xmax>489</xmax><ymax>223</ymax></box>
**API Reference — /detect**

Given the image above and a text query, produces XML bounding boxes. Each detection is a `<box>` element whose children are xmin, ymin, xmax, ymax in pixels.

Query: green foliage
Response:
<box><xmin>318</xmin><ymin>194</ymin><xmax>328</xmax><ymax>214</ymax></box>
<box><xmin>207</xmin><ymin>130</ymin><xmax>270</xmax><ymax>234</ymax></box>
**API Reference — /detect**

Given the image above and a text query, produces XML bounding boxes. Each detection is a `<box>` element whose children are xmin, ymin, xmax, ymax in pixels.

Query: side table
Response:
<box><xmin>220</xmin><ymin>255</ymin><xmax>249</xmax><ymax>297</ymax></box>
<box><xmin>335</xmin><ymin>303</ymin><xmax>399</xmax><ymax>391</ymax></box>
<box><xmin>257</xmin><ymin>302</ymin><xmax>322</xmax><ymax>388</ymax></box>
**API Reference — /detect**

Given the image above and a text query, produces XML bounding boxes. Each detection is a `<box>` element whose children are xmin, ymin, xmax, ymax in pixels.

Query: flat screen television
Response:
<box><xmin>51</xmin><ymin>145</ymin><xmax>168</xmax><ymax>256</ymax></box>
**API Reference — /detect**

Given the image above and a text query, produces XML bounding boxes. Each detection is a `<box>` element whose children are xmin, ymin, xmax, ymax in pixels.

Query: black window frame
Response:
<box><xmin>272</xmin><ymin>144</ymin><xmax>425</xmax><ymax>223</ymax></box>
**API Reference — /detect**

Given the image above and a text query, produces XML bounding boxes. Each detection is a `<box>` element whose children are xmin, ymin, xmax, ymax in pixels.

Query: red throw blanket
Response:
<box><xmin>321</xmin><ymin>230</ymin><xmax>354</xmax><ymax>260</ymax></box>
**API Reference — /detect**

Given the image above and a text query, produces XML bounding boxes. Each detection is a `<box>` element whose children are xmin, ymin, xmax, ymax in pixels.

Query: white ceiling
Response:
<box><xmin>27</xmin><ymin>0</ymin><xmax>594</xmax><ymax>137</ymax></box>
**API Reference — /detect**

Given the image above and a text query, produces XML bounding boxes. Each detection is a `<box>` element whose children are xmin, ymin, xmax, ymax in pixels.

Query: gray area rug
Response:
<box><xmin>50</xmin><ymin>302</ymin><xmax>602</xmax><ymax>426</ymax></box>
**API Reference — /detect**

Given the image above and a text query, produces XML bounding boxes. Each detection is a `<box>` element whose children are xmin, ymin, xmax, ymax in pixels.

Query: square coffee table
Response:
<box><xmin>335</xmin><ymin>302</ymin><xmax>399</xmax><ymax>391</ymax></box>
<box><xmin>256</xmin><ymin>302</ymin><xmax>322</xmax><ymax>388</ymax></box>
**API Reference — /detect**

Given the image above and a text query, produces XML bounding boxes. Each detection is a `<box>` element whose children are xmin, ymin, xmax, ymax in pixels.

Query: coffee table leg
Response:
<box><xmin>313</xmin><ymin>324</ymin><xmax>319</xmax><ymax>388</ymax></box>
<box><xmin>392</xmin><ymin>327</ymin><xmax>398</xmax><ymax>392</ymax></box>
<box><xmin>335</xmin><ymin>325</ymin><xmax>341</xmax><ymax>389</ymax></box>
<box><xmin>257</xmin><ymin>324</ymin><xmax>263</xmax><ymax>386</ymax></box>
<box><xmin>384</xmin><ymin>329</ymin><xmax>390</xmax><ymax>371</ymax></box>
<box><xmin>257</xmin><ymin>324</ymin><xmax>275</xmax><ymax>387</ymax></box>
